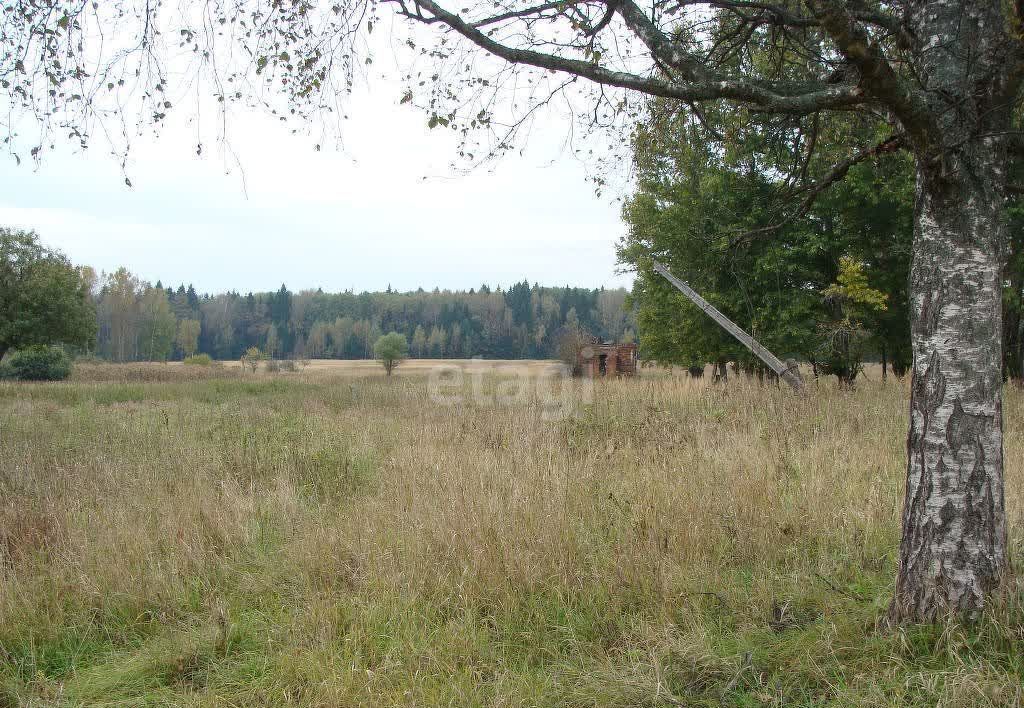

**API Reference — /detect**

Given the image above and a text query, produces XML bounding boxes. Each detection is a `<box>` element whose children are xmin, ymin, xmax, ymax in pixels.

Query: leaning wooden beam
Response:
<box><xmin>652</xmin><ymin>260</ymin><xmax>804</xmax><ymax>392</ymax></box>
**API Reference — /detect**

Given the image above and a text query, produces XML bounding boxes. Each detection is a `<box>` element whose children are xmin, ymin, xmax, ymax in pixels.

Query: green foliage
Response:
<box><xmin>3</xmin><ymin>345</ymin><xmax>73</xmax><ymax>381</ymax></box>
<box><xmin>182</xmin><ymin>353</ymin><xmax>213</xmax><ymax>366</ymax></box>
<box><xmin>0</xmin><ymin>228</ymin><xmax>96</xmax><ymax>359</ymax></box>
<box><xmin>619</xmin><ymin>104</ymin><xmax>912</xmax><ymax>377</ymax></box>
<box><xmin>1002</xmin><ymin>151</ymin><xmax>1024</xmax><ymax>381</ymax></box>
<box><xmin>373</xmin><ymin>332</ymin><xmax>408</xmax><ymax>376</ymax></box>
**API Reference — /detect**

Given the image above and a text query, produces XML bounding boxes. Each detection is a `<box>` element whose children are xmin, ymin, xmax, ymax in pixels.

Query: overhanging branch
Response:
<box><xmin>401</xmin><ymin>0</ymin><xmax>868</xmax><ymax>113</ymax></box>
<box><xmin>806</xmin><ymin>0</ymin><xmax>936</xmax><ymax>150</ymax></box>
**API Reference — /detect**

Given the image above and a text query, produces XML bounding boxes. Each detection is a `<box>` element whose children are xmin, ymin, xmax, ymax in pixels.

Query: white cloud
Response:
<box><xmin>0</xmin><ymin>53</ymin><xmax>634</xmax><ymax>294</ymax></box>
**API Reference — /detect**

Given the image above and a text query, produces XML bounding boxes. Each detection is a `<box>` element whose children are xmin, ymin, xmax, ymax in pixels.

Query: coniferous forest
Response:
<box><xmin>87</xmin><ymin>268</ymin><xmax>635</xmax><ymax>362</ymax></box>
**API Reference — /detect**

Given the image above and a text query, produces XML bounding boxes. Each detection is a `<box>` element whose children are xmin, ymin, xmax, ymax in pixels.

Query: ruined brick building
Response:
<box><xmin>577</xmin><ymin>342</ymin><xmax>638</xmax><ymax>378</ymax></box>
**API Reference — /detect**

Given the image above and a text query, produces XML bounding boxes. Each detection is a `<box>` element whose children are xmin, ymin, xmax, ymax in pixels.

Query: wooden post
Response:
<box><xmin>652</xmin><ymin>260</ymin><xmax>804</xmax><ymax>392</ymax></box>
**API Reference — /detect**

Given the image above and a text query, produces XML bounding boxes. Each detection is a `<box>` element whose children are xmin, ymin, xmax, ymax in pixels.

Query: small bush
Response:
<box><xmin>183</xmin><ymin>354</ymin><xmax>214</xmax><ymax>366</ymax></box>
<box><xmin>4</xmin><ymin>345</ymin><xmax>73</xmax><ymax>381</ymax></box>
<box><xmin>280</xmin><ymin>359</ymin><xmax>297</xmax><ymax>372</ymax></box>
<box><xmin>265</xmin><ymin>359</ymin><xmax>281</xmax><ymax>373</ymax></box>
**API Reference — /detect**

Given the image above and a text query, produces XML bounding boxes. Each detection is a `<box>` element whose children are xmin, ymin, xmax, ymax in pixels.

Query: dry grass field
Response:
<box><xmin>1</xmin><ymin>360</ymin><xmax>1023</xmax><ymax>706</ymax></box>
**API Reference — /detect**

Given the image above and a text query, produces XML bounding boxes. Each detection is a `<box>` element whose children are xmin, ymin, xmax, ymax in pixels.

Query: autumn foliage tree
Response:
<box><xmin>240</xmin><ymin>346</ymin><xmax>267</xmax><ymax>373</ymax></box>
<box><xmin>816</xmin><ymin>257</ymin><xmax>890</xmax><ymax>386</ymax></box>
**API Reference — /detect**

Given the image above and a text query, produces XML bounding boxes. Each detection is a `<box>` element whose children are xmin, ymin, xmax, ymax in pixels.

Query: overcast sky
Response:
<box><xmin>0</xmin><ymin>69</ymin><xmax>634</xmax><ymax>296</ymax></box>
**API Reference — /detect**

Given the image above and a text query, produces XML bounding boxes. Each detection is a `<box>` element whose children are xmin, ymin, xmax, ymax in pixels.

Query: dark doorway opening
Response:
<box><xmin>598</xmin><ymin>354</ymin><xmax>608</xmax><ymax>376</ymax></box>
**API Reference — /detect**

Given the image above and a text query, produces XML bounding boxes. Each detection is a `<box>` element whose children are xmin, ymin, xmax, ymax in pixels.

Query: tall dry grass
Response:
<box><xmin>71</xmin><ymin>360</ymin><xmax>243</xmax><ymax>383</ymax></box>
<box><xmin>0</xmin><ymin>364</ymin><xmax>1021</xmax><ymax>706</ymax></box>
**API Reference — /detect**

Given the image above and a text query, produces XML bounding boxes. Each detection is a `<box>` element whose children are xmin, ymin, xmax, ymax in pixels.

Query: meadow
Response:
<box><xmin>1</xmin><ymin>360</ymin><xmax>1022</xmax><ymax>706</ymax></box>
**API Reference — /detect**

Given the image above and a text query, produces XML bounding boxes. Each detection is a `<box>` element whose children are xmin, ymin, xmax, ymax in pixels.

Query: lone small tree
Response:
<box><xmin>374</xmin><ymin>332</ymin><xmax>408</xmax><ymax>377</ymax></box>
<box><xmin>241</xmin><ymin>347</ymin><xmax>266</xmax><ymax>374</ymax></box>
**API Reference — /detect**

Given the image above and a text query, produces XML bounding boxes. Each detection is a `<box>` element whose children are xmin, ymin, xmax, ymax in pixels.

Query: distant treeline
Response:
<box><xmin>89</xmin><ymin>268</ymin><xmax>636</xmax><ymax>362</ymax></box>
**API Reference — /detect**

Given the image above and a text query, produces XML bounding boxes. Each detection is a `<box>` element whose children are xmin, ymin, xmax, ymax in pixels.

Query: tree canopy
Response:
<box><xmin>0</xmin><ymin>228</ymin><xmax>96</xmax><ymax>360</ymax></box>
<box><xmin>619</xmin><ymin>104</ymin><xmax>913</xmax><ymax>383</ymax></box>
<box><xmin>374</xmin><ymin>331</ymin><xmax>409</xmax><ymax>375</ymax></box>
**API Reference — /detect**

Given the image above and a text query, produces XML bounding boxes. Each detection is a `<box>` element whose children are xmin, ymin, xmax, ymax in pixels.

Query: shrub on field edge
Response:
<box><xmin>183</xmin><ymin>353</ymin><xmax>214</xmax><ymax>366</ymax></box>
<box><xmin>240</xmin><ymin>347</ymin><xmax>266</xmax><ymax>373</ymax></box>
<box><xmin>1</xmin><ymin>345</ymin><xmax>73</xmax><ymax>381</ymax></box>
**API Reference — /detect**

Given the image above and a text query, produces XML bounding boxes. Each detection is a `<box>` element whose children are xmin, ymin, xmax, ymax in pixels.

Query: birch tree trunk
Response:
<box><xmin>891</xmin><ymin>144</ymin><xmax>1009</xmax><ymax>621</ymax></box>
<box><xmin>885</xmin><ymin>0</ymin><xmax>1020</xmax><ymax>622</ymax></box>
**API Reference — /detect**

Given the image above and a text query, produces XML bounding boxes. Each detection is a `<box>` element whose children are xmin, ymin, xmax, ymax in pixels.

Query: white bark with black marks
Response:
<box><xmin>889</xmin><ymin>0</ymin><xmax>1016</xmax><ymax>621</ymax></box>
<box><xmin>894</xmin><ymin>157</ymin><xmax>1008</xmax><ymax>620</ymax></box>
